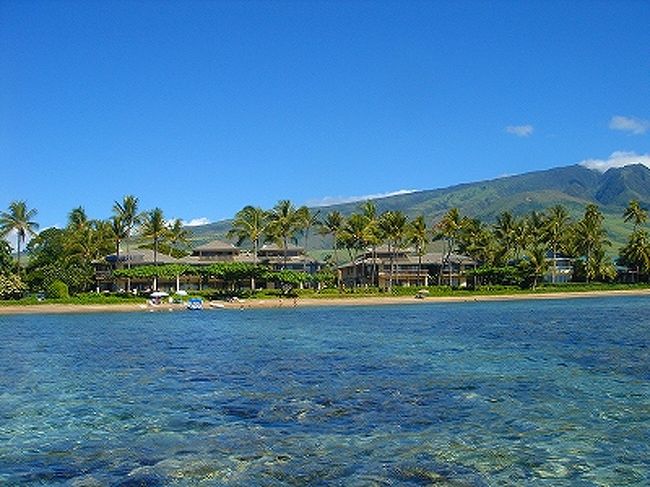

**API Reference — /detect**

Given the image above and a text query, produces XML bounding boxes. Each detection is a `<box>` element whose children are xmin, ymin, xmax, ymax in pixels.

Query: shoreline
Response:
<box><xmin>0</xmin><ymin>288</ymin><xmax>648</xmax><ymax>315</ymax></box>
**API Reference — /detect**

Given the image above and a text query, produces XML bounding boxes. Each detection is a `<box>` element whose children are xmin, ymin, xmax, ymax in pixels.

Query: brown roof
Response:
<box><xmin>193</xmin><ymin>239</ymin><xmax>238</xmax><ymax>252</ymax></box>
<box><xmin>259</xmin><ymin>243</ymin><xmax>303</xmax><ymax>252</ymax></box>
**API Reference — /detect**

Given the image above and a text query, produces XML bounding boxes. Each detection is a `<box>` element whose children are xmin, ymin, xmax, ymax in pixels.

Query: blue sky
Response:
<box><xmin>1</xmin><ymin>0</ymin><xmax>649</xmax><ymax>230</ymax></box>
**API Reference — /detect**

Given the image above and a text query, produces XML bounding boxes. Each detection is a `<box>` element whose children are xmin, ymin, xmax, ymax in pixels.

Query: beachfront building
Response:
<box><xmin>339</xmin><ymin>246</ymin><xmax>477</xmax><ymax>288</ymax></box>
<box><xmin>96</xmin><ymin>248</ymin><xmax>181</xmax><ymax>292</ymax></box>
<box><xmin>189</xmin><ymin>239</ymin><xmax>239</xmax><ymax>261</ymax></box>
<box><xmin>95</xmin><ymin>240</ymin><xmax>323</xmax><ymax>292</ymax></box>
<box><xmin>253</xmin><ymin>243</ymin><xmax>321</xmax><ymax>274</ymax></box>
<box><xmin>544</xmin><ymin>253</ymin><xmax>574</xmax><ymax>283</ymax></box>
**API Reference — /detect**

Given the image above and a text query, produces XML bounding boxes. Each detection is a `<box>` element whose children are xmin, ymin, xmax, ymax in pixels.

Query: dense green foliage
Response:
<box><xmin>0</xmin><ymin>273</ymin><xmax>27</xmax><ymax>299</ymax></box>
<box><xmin>47</xmin><ymin>280</ymin><xmax>70</xmax><ymax>299</ymax></box>
<box><xmin>2</xmin><ymin>178</ymin><xmax>649</xmax><ymax>303</ymax></box>
<box><xmin>0</xmin><ymin>241</ymin><xmax>14</xmax><ymax>274</ymax></box>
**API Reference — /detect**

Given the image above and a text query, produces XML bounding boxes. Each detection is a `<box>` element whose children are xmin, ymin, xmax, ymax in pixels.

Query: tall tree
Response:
<box><xmin>408</xmin><ymin>215</ymin><xmax>429</xmax><ymax>284</ymax></box>
<box><xmin>619</xmin><ymin>229</ymin><xmax>650</xmax><ymax>281</ymax></box>
<box><xmin>378</xmin><ymin>211</ymin><xmax>408</xmax><ymax>291</ymax></box>
<box><xmin>575</xmin><ymin>204</ymin><xmax>611</xmax><ymax>282</ymax></box>
<box><xmin>228</xmin><ymin>206</ymin><xmax>267</xmax><ymax>265</ymax></box>
<box><xmin>319</xmin><ymin>211</ymin><xmax>344</xmax><ymax>288</ymax></box>
<box><xmin>360</xmin><ymin>201</ymin><xmax>380</xmax><ymax>286</ymax></box>
<box><xmin>140</xmin><ymin>208</ymin><xmax>167</xmax><ymax>289</ymax></box>
<box><xmin>296</xmin><ymin>206</ymin><xmax>320</xmax><ymax>272</ymax></box>
<box><xmin>458</xmin><ymin>217</ymin><xmax>495</xmax><ymax>265</ymax></box>
<box><xmin>113</xmin><ymin>195</ymin><xmax>140</xmax><ymax>291</ymax></box>
<box><xmin>67</xmin><ymin>206</ymin><xmax>89</xmax><ymax>231</ymax></box>
<box><xmin>623</xmin><ymin>199</ymin><xmax>648</xmax><ymax>231</ymax></box>
<box><xmin>66</xmin><ymin>219</ymin><xmax>115</xmax><ymax>265</ymax></box>
<box><xmin>436</xmin><ymin>208</ymin><xmax>462</xmax><ymax>286</ymax></box>
<box><xmin>110</xmin><ymin>215</ymin><xmax>127</xmax><ymax>267</ymax></box>
<box><xmin>0</xmin><ymin>201</ymin><xmax>39</xmax><ymax>269</ymax></box>
<box><xmin>620</xmin><ymin>199</ymin><xmax>649</xmax><ymax>281</ymax></box>
<box><xmin>167</xmin><ymin>219</ymin><xmax>191</xmax><ymax>254</ymax></box>
<box><xmin>493</xmin><ymin>211</ymin><xmax>518</xmax><ymax>265</ymax></box>
<box><xmin>340</xmin><ymin>213</ymin><xmax>370</xmax><ymax>285</ymax></box>
<box><xmin>543</xmin><ymin>205</ymin><xmax>571</xmax><ymax>284</ymax></box>
<box><xmin>228</xmin><ymin>205</ymin><xmax>267</xmax><ymax>289</ymax></box>
<box><xmin>266</xmin><ymin>200</ymin><xmax>302</xmax><ymax>268</ymax></box>
<box><xmin>319</xmin><ymin>211</ymin><xmax>344</xmax><ymax>266</ymax></box>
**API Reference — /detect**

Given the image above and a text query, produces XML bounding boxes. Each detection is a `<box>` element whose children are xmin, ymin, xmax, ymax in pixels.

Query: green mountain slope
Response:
<box><xmin>189</xmin><ymin>164</ymin><xmax>650</xmax><ymax>251</ymax></box>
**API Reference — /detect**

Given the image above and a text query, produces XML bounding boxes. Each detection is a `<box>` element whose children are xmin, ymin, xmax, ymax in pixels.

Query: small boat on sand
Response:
<box><xmin>187</xmin><ymin>298</ymin><xmax>204</xmax><ymax>310</ymax></box>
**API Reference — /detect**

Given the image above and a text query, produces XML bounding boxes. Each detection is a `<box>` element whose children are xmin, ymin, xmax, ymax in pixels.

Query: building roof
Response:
<box><xmin>106</xmin><ymin>248</ymin><xmax>180</xmax><ymax>265</ymax></box>
<box><xmin>260</xmin><ymin>243</ymin><xmax>303</xmax><ymax>252</ymax></box>
<box><xmin>193</xmin><ymin>239</ymin><xmax>238</xmax><ymax>252</ymax></box>
<box><xmin>339</xmin><ymin>251</ymin><xmax>477</xmax><ymax>268</ymax></box>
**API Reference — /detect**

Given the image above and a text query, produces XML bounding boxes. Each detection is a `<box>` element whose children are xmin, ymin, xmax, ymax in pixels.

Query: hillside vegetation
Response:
<box><xmin>191</xmin><ymin>164</ymin><xmax>650</xmax><ymax>250</ymax></box>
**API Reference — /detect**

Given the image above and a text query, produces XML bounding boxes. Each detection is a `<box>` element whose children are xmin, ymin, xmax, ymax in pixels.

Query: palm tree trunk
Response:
<box><xmin>153</xmin><ymin>238</ymin><xmax>158</xmax><ymax>291</ymax></box>
<box><xmin>371</xmin><ymin>245</ymin><xmax>379</xmax><ymax>286</ymax></box>
<box><xmin>447</xmin><ymin>239</ymin><xmax>453</xmax><ymax>286</ymax></box>
<box><xmin>283</xmin><ymin>236</ymin><xmax>288</xmax><ymax>269</ymax></box>
<box><xmin>251</xmin><ymin>239</ymin><xmax>258</xmax><ymax>290</ymax></box>
<box><xmin>303</xmin><ymin>231</ymin><xmax>308</xmax><ymax>273</ymax></box>
<box><xmin>16</xmin><ymin>236</ymin><xmax>21</xmax><ymax>270</ymax></box>
<box><xmin>389</xmin><ymin>243</ymin><xmax>394</xmax><ymax>291</ymax></box>
<box><xmin>126</xmin><ymin>238</ymin><xmax>132</xmax><ymax>293</ymax></box>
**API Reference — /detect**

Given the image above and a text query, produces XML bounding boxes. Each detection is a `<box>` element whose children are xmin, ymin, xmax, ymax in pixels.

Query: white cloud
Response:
<box><xmin>579</xmin><ymin>151</ymin><xmax>650</xmax><ymax>172</ymax></box>
<box><xmin>505</xmin><ymin>124</ymin><xmax>534</xmax><ymax>137</ymax></box>
<box><xmin>181</xmin><ymin>217</ymin><xmax>212</xmax><ymax>227</ymax></box>
<box><xmin>609</xmin><ymin>115</ymin><xmax>650</xmax><ymax>135</ymax></box>
<box><xmin>307</xmin><ymin>189</ymin><xmax>418</xmax><ymax>207</ymax></box>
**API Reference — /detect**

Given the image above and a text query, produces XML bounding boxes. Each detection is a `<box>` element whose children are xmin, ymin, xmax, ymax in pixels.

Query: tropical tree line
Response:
<box><xmin>228</xmin><ymin>198</ymin><xmax>649</xmax><ymax>289</ymax></box>
<box><xmin>1</xmin><ymin>196</ymin><xmax>648</xmax><ymax>299</ymax></box>
<box><xmin>0</xmin><ymin>197</ymin><xmax>191</xmax><ymax>297</ymax></box>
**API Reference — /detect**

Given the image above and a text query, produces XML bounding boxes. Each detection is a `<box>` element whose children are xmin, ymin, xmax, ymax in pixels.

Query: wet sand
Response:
<box><xmin>0</xmin><ymin>288</ymin><xmax>648</xmax><ymax>315</ymax></box>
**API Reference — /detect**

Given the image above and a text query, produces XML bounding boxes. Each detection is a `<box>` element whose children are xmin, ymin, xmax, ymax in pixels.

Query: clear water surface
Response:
<box><xmin>0</xmin><ymin>296</ymin><xmax>648</xmax><ymax>486</ymax></box>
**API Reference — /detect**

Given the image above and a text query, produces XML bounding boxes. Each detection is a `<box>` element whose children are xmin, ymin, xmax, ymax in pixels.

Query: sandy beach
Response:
<box><xmin>0</xmin><ymin>288</ymin><xmax>648</xmax><ymax>315</ymax></box>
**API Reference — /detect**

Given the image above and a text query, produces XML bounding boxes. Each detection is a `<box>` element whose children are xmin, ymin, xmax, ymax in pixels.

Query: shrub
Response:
<box><xmin>47</xmin><ymin>280</ymin><xmax>69</xmax><ymax>299</ymax></box>
<box><xmin>0</xmin><ymin>273</ymin><xmax>27</xmax><ymax>300</ymax></box>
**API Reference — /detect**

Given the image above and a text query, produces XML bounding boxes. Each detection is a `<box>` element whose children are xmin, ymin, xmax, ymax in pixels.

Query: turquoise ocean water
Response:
<box><xmin>0</xmin><ymin>296</ymin><xmax>648</xmax><ymax>486</ymax></box>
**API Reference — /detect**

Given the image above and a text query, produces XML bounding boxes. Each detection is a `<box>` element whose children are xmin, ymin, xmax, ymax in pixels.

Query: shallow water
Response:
<box><xmin>0</xmin><ymin>296</ymin><xmax>648</xmax><ymax>486</ymax></box>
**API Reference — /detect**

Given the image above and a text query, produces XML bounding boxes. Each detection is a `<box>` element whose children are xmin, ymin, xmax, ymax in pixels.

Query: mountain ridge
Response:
<box><xmin>189</xmin><ymin>163</ymin><xmax>650</xmax><ymax>249</ymax></box>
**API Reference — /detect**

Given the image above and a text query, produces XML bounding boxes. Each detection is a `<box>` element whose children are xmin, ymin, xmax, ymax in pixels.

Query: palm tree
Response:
<box><xmin>140</xmin><ymin>208</ymin><xmax>167</xmax><ymax>290</ymax></box>
<box><xmin>619</xmin><ymin>229</ymin><xmax>650</xmax><ymax>282</ymax></box>
<box><xmin>228</xmin><ymin>205</ymin><xmax>267</xmax><ymax>265</ymax></box>
<box><xmin>361</xmin><ymin>201</ymin><xmax>380</xmax><ymax>286</ymax></box>
<box><xmin>378</xmin><ymin>211</ymin><xmax>408</xmax><ymax>291</ymax></box>
<box><xmin>0</xmin><ymin>201</ymin><xmax>39</xmax><ymax>269</ymax></box>
<box><xmin>408</xmin><ymin>215</ymin><xmax>429</xmax><ymax>285</ymax></box>
<box><xmin>266</xmin><ymin>200</ymin><xmax>302</xmax><ymax>269</ymax></box>
<box><xmin>67</xmin><ymin>206</ymin><xmax>89</xmax><ymax>231</ymax></box>
<box><xmin>544</xmin><ymin>205</ymin><xmax>571</xmax><ymax>284</ymax></box>
<box><xmin>493</xmin><ymin>211</ymin><xmax>521</xmax><ymax>264</ymax></box>
<box><xmin>167</xmin><ymin>219</ymin><xmax>191</xmax><ymax>254</ymax></box>
<box><xmin>318</xmin><ymin>211</ymin><xmax>344</xmax><ymax>288</ymax></box>
<box><xmin>621</xmin><ymin>200</ymin><xmax>649</xmax><ymax>282</ymax></box>
<box><xmin>296</xmin><ymin>206</ymin><xmax>320</xmax><ymax>273</ymax></box>
<box><xmin>110</xmin><ymin>215</ymin><xmax>128</xmax><ymax>269</ymax></box>
<box><xmin>458</xmin><ymin>217</ymin><xmax>494</xmax><ymax>264</ymax></box>
<box><xmin>623</xmin><ymin>199</ymin><xmax>648</xmax><ymax>231</ymax></box>
<box><xmin>227</xmin><ymin>205</ymin><xmax>268</xmax><ymax>290</ymax></box>
<box><xmin>340</xmin><ymin>213</ymin><xmax>370</xmax><ymax>286</ymax></box>
<box><xmin>113</xmin><ymin>195</ymin><xmax>140</xmax><ymax>291</ymax></box>
<box><xmin>319</xmin><ymin>211</ymin><xmax>344</xmax><ymax>265</ymax></box>
<box><xmin>436</xmin><ymin>208</ymin><xmax>462</xmax><ymax>286</ymax></box>
<box><xmin>67</xmin><ymin>219</ymin><xmax>115</xmax><ymax>265</ymax></box>
<box><xmin>575</xmin><ymin>204</ymin><xmax>610</xmax><ymax>283</ymax></box>
<box><xmin>523</xmin><ymin>244</ymin><xmax>549</xmax><ymax>289</ymax></box>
